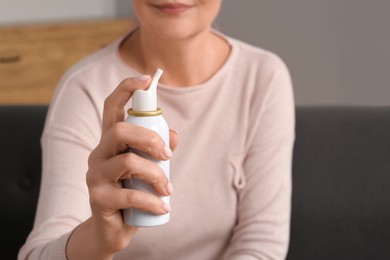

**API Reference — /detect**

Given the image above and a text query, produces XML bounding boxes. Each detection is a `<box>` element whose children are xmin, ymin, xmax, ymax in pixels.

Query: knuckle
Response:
<box><xmin>146</xmin><ymin>133</ymin><xmax>161</xmax><ymax>150</ymax></box>
<box><xmin>111</xmin><ymin>237</ymin><xmax>129</xmax><ymax>252</ymax></box>
<box><xmin>111</xmin><ymin>122</ymin><xmax>128</xmax><ymax>142</ymax></box>
<box><xmin>121</xmin><ymin>153</ymin><xmax>136</xmax><ymax>176</ymax></box>
<box><xmin>86</xmin><ymin>170</ymin><xmax>93</xmax><ymax>186</ymax></box>
<box><xmin>149</xmin><ymin>133</ymin><xmax>161</xmax><ymax>146</ymax></box>
<box><xmin>86</xmin><ymin>169</ymin><xmax>106</xmax><ymax>209</ymax></box>
<box><xmin>88</xmin><ymin>186</ymin><xmax>103</xmax><ymax>208</ymax></box>
<box><xmin>125</xmin><ymin>189</ymin><xmax>138</xmax><ymax>204</ymax></box>
<box><xmin>87</xmin><ymin>149</ymin><xmax>98</xmax><ymax>167</ymax></box>
<box><xmin>112</xmin><ymin>121</ymin><xmax>126</xmax><ymax>135</ymax></box>
<box><xmin>86</xmin><ymin>168</ymin><xmax>98</xmax><ymax>188</ymax></box>
<box><xmin>151</xmin><ymin>166</ymin><xmax>165</xmax><ymax>185</ymax></box>
<box><xmin>123</xmin><ymin>152</ymin><xmax>136</xmax><ymax>167</ymax></box>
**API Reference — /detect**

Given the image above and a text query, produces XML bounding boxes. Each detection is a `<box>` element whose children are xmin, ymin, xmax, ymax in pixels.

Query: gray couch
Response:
<box><xmin>1</xmin><ymin>105</ymin><xmax>389</xmax><ymax>259</ymax></box>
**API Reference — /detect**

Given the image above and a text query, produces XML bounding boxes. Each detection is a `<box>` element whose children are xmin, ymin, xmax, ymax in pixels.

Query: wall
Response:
<box><xmin>0</xmin><ymin>0</ymin><xmax>132</xmax><ymax>25</ymax></box>
<box><xmin>1</xmin><ymin>0</ymin><xmax>389</xmax><ymax>105</ymax></box>
<box><xmin>216</xmin><ymin>0</ymin><xmax>390</xmax><ymax>106</ymax></box>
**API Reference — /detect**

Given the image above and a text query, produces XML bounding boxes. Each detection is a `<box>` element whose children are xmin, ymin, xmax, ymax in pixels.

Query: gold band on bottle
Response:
<box><xmin>127</xmin><ymin>108</ymin><xmax>162</xmax><ymax>117</ymax></box>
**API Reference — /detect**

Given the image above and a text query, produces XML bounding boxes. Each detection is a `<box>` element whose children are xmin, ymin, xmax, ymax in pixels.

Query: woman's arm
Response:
<box><xmin>224</xmin><ymin>57</ymin><xmax>295</xmax><ymax>260</ymax></box>
<box><xmin>67</xmin><ymin>76</ymin><xmax>175</xmax><ymax>259</ymax></box>
<box><xmin>18</xmin><ymin>76</ymin><xmax>177</xmax><ymax>260</ymax></box>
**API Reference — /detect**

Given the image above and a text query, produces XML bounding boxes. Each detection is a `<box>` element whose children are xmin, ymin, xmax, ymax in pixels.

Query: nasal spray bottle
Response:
<box><xmin>122</xmin><ymin>68</ymin><xmax>170</xmax><ymax>227</ymax></box>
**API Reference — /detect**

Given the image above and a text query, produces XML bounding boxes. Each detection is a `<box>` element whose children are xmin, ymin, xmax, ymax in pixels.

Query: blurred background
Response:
<box><xmin>0</xmin><ymin>0</ymin><xmax>389</xmax><ymax>105</ymax></box>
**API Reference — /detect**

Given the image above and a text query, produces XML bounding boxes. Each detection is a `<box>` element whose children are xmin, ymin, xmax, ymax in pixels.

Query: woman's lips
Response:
<box><xmin>153</xmin><ymin>3</ymin><xmax>192</xmax><ymax>15</ymax></box>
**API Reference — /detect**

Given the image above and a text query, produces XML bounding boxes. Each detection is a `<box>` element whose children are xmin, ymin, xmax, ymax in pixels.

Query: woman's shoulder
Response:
<box><xmin>220</xmin><ymin>33</ymin><xmax>294</xmax><ymax>103</ymax></box>
<box><xmin>46</xmin><ymin>35</ymin><xmax>127</xmax><ymax>118</ymax></box>
<box><xmin>224</xmin><ymin>33</ymin><xmax>289</xmax><ymax>74</ymax></box>
<box><xmin>49</xmin><ymin>35</ymin><xmax>127</xmax><ymax>103</ymax></box>
<box><xmin>58</xmin><ymin>37</ymin><xmax>123</xmax><ymax>86</ymax></box>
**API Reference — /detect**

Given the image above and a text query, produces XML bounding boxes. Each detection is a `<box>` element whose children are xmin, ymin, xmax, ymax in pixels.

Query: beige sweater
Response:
<box><xmin>18</xmin><ymin>31</ymin><xmax>295</xmax><ymax>260</ymax></box>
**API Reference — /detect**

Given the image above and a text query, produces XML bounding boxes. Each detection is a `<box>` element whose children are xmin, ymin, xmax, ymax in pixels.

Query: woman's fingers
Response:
<box><xmin>90</xmin><ymin>185</ymin><xmax>170</xmax><ymax>216</ymax></box>
<box><xmin>88</xmin><ymin>75</ymin><xmax>179</xmax><ymax>218</ymax></box>
<box><xmin>87</xmin><ymin>151</ymin><xmax>172</xmax><ymax>215</ymax></box>
<box><xmin>169</xmin><ymin>129</ymin><xmax>179</xmax><ymax>152</ymax></box>
<box><xmin>99</xmin><ymin>75</ymin><xmax>179</xmax><ymax>161</ymax></box>
<box><xmin>94</xmin><ymin>122</ymin><xmax>172</xmax><ymax>160</ymax></box>
<box><xmin>91</xmin><ymin>152</ymin><xmax>171</xmax><ymax>196</ymax></box>
<box><xmin>102</xmin><ymin>76</ymin><xmax>151</xmax><ymax>133</ymax></box>
<box><xmin>119</xmin><ymin>188</ymin><xmax>170</xmax><ymax>215</ymax></box>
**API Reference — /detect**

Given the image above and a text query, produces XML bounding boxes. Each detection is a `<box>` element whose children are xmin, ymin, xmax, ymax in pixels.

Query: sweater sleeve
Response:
<box><xmin>224</xmin><ymin>56</ymin><xmax>295</xmax><ymax>260</ymax></box>
<box><xmin>17</xmin><ymin>74</ymin><xmax>102</xmax><ymax>260</ymax></box>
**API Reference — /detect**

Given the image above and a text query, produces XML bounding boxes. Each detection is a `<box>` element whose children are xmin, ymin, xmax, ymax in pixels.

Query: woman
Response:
<box><xmin>18</xmin><ymin>1</ymin><xmax>295</xmax><ymax>259</ymax></box>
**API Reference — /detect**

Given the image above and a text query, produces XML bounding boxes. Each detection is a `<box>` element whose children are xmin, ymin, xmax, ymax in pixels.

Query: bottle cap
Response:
<box><xmin>132</xmin><ymin>68</ymin><xmax>163</xmax><ymax>111</ymax></box>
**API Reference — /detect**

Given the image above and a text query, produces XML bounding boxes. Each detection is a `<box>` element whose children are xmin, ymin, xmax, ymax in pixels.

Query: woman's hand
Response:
<box><xmin>66</xmin><ymin>76</ymin><xmax>178</xmax><ymax>260</ymax></box>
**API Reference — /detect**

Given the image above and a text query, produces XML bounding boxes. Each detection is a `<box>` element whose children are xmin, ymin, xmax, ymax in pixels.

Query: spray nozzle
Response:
<box><xmin>132</xmin><ymin>68</ymin><xmax>163</xmax><ymax>111</ymax></box>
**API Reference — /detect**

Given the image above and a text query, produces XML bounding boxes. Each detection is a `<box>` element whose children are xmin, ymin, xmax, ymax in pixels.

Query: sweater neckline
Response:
<box><xmin>112</xmin><ymin>29</ymin><xmax>238</xmax><ymax>94</ymax></box>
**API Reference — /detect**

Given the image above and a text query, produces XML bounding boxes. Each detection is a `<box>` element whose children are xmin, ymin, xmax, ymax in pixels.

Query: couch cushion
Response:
<box><xmin>1</xmin><ymin>105</ymin><xmax>389</xmax><ymax>259</ymax></box>
<box><xmin>0</xmin><ymin>105</ymin><xmax>47</xmax><ymax>259</ymax></box>
<box><xmin>287</xmin><ymin>106</ymin><xmax>390</xmax><ymax>260</ymax></box>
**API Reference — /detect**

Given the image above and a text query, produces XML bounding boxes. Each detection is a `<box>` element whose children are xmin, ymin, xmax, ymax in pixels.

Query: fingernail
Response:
<box><xmin>167</xmin><ymin>182</ymin><xmax>174</xmax><ymax>195</ymax></box>
<box><xmin>136</xmin><ymin>75</ymin><xmax>150</xmax><ymax>82</ymax></box>
<box><xmin>170</xmin><ymin>129</ymin><xmax>178</xmax><ymax>135</ymax></box>
<box><xmin>163</xmin><ymin>203</ymin><xmax>171</xmax><ymax>213</ymax></box>
<box><xmin>164</xmin><ymin>146</ymin><xmax>172</xmax><ymax>158</ymax></box>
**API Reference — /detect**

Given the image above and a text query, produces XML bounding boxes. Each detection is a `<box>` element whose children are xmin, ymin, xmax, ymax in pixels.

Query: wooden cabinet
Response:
<box><xmin>0</xmin><ymin>19</ymin><xmax>133</xmax><ymax>104</ymax></box>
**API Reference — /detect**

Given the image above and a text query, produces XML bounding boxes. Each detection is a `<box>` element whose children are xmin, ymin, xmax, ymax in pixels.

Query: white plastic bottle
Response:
<box><xmin>122</xmin><ymin>68</ymin><xmax>170</xmax><ymax>227</ymax></box>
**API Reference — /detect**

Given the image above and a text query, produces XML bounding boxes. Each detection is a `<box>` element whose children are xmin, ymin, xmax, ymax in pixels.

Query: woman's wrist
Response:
<box><xmin>66</xmin><ymin>217</ymin><xmax>115</xmax><ymax>260</ymax></box>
